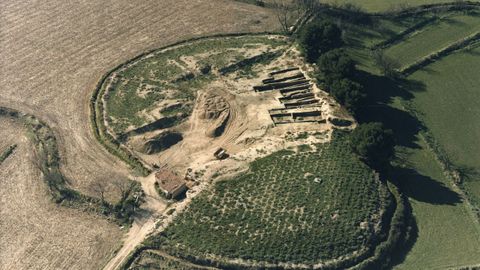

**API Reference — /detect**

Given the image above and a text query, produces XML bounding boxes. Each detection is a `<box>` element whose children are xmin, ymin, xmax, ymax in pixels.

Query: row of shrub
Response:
<box><xmin>352</xmin><ymin>181</ymin><xmax>415</xmax><ymax>269</ymax></box>
<box><xmin>0</xmin><ymin>106</ymin><xmax>144</xmax><ymax>225</ymax></box>
<box><xmin>371</xmin><ymin>16</ymin><xmax>440</xmax><ymax>50</ymax></box>
<box><xmin>401</xmin><ymin>31</ymin><xmax>480</xmax><ymax>75</ymax></box>
<box><xmin>381</xmin><ymin>1</ymin><xmax>480</xmax><ymax>18</ymax></box>
<box><xmin>298</xmin><ymin>19</ymin><xmax>367</xmax><ymax>115</ymax></box>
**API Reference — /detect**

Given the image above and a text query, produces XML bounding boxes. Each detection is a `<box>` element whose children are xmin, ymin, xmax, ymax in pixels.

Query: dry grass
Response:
<box><xmin>0</xmin><ymin>118</ymin><xmax>123</xmax><ymax>270</ymax></box>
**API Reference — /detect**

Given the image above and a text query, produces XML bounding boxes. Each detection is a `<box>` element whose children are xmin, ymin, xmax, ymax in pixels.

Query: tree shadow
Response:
<box><xmin>442</xmin><ymin>16</ymin><xmax>467</xmax><ymax>26</ymax></box>
<box><xmin>456</xmin><ymin>165</ymin><xmax>480</xmax><ymax>182</ymax></box>
<box><xmin>392</xmin><ymin>166</ymin><xmax>462</xmax><ymax>205</ymax></box>
<box><xmin>353</xmin><ymin>71</ymin><xmax>427</xmax><ymax>149</ymax></box>
<box><xmin>464</xmin><ymin>47</ymin><xmax>480</xmax><ymax>56</ymax></box>
<box><xmin>388</xmin><ymin>191</ymin><xmax>419</xmax><ymax>268</ymax></box>
<box><xmin>355</xmin><ymin>71</ymin><xmax>426</xmax><ymax>104</ymax></box>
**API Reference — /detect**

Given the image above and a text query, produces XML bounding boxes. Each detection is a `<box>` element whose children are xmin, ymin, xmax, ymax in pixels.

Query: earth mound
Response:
<box><xmin>197</xmin><ymin>92</ymin><xmax>230</xmax><ymax>138</ymax></box>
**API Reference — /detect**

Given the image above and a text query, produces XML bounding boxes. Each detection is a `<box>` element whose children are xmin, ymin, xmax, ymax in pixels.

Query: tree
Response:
<box><xmin>372</xmin><ymin>49</ymin><xmax>401</xmax><ymax>78</ymax></box>
<box><xmin>113</xmin><ymin>178</ymin><xmax>135</xmax><ymax>200</ymax></box>
<box><xmin>298</xmin><ymin>20</ymin><xmax>343</xmax><ymax>62</ymax></box>
<box><xmin>89</xmin><ymin>181</ymin><xmax>108</xmax><ymax>204</ymax></box>
<box><xmin>273</xmin><ymin>0</ymin><xmax>295</xmax><ymax>34</ymax></box>
<box><xmin>329</xmin><ymin>78</ymin><xmax>365</xmax><ymax>112</ymax></box>
<box><xmin>350</xmin><ymin>122</ymin><xmax>395</xmax><ymax>170</ymax></box>
<box><xmin>317</xmin><ymin>49</ymin><xmax>356</xmax><ymax>78</ymax></box>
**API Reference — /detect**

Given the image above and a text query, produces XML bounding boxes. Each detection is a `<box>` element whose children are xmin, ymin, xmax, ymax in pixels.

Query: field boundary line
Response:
<box><xmin>400</xmin><ymin>31</ymin><xmax>480</xmax><ymax>75</ymax></box>
<box><xmin>400</xmin><ymin>101</ymin><xmax>480</xmax><ymax>230</ymax></box>
<box><xmin>371</xmin><ymin>16</ymin><xmax>441</xmax><ymax>50</ymax></box>
<box><xmin>369</xmin><ymin>1</ymin><xmax>480</xmax><ymax>17</ymax></box>
<box><xmin>0</xmin><ymin>106</ymin><xmax>143</xmax><ymax>225</ymax></box>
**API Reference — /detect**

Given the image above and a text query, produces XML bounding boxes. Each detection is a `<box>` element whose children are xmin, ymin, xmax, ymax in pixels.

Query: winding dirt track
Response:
<box><xmin>0</xmin><ymin>1</ymin><xmax>277</xmax><ymax>269</ymax></box>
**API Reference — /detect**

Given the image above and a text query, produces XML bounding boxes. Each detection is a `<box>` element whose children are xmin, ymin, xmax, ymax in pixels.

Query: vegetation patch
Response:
<box><xmin>0</xmin><ymin>144</ymin><xmax>17</xmax><ymax>165</ymax></box>
<box><xmin>129</xmin><ymin>250</ymin><xmax>210</xmax><ymax>270</ymax></box>
<box><xmin>104</xmin><ymin>35</ymin><xmax>288</xmax><ymax>135</ymax></box>
<box><xmin>151</xmin><ymin>133</ymin><xmax>392</xmax><ymax>268</ymax></box>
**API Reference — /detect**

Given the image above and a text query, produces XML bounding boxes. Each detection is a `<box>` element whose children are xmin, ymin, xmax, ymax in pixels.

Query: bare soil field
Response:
<box><xmin>0</xmin><ymin>1</ymin><xmax>277</xmax><ymax>269</ymax></box>
<box><xmin>0</xmin><ymin>0</ymin><xmax>278</xmax><ymax>202</ymax></box>
<box><xmin>0</xmin><ymin>118</ymin><xmax>122</xmax><ymax>270</ymax></box>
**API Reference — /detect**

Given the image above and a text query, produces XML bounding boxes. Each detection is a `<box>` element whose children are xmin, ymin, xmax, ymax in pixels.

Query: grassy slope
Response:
<box><xmin>385</xmin><ymin>13</ymin><xmax>480</xmax><ymax>67</ymax></box>
<box><xmin>409</xmin><ymin>45</ymin><xmax>480</xmax><ymax>211</ymax></box>
<box><xmin>393</xmin><ymin>132</ymin><xmax>480</xmax><ymax>269</ymax></box>
<box><xmin>325</xmin><ymin>0</ymin><xmax>479</xmax><ymax>13</ymax></box>
<box><xmin>341</xmin><ymin>9</ymin><xmax>480</xmax><ymax>268</ymax></box>
<box><xmin>346</xmin><ymin>16</ymin><xmax>427</xmax><ymax>73</ymax></box>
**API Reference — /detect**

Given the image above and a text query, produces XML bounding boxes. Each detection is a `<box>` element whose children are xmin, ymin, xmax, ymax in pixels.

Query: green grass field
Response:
<box><xmin>385</xmin><ymin>13</ymin><xmax>480</xmax><ymax>68</ymax></box>
<box><xmin>393</xmin><ymin>134</ymin><xmax>480</xmax><ymax>269</ymax></box>
<box><xmin>325</xmin><ymin>0</ymin><xmax>477</xmax><ymax>13</ymax></box>
<box><xmin>336</xmin><ymin>7</ymin><xmax>480</xmax><ymax>268</ymax></box>
<box><xmin>345</xmin><ymin>15</ymin><xmax>430</xmax><ymax>73</ymax></box>
<box><xmin>156</xmin><ymin>133</ymin><xmax>391</xmax><ymax>266</ymax></box>
<box><xmin>408</xmin><ymin>44</ymin><xmax>480</xmax><ymax>214</ymax></box>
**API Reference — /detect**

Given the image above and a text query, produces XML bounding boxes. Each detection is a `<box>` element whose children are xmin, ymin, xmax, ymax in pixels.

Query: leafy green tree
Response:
<box><xmin>350</xmin><ymin>122</ymin><xmax>395</xmax><ymax>170</ymax></box>
<box><xmin>317</xmin><ymin>49</ymin><xmax>356</xmax><ymax>78</ymax></box>
<box><xmin>298</xmin><ymin>20</ymin><xmax>343</xmax><ymax>62</ymax></box>
<box><xmin>329</xmin><ymin>78</ymin><xmax>365</xmax><ymax>112</ymax></box>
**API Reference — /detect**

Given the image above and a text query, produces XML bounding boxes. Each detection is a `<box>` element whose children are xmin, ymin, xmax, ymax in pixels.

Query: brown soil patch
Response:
<box><xmin>0</xmin><ymin>118</ymin><xmax>122</xmax><ymax>270</ymax></box>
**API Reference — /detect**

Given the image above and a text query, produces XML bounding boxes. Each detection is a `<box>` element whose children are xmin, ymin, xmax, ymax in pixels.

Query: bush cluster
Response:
<box><xmin>297</xmin><ymin>19</ymin><xmax>367</xmax><ymax>113</ymax></box>
<box><xmin>350</xmin><ymin>122</ymin><xmax>395</xmax><ymax>171</ymax></box>
<box><xmin>298</xmin><ymin>19</ymin><xmax>343</xmax><ymax>63</ymax></box>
